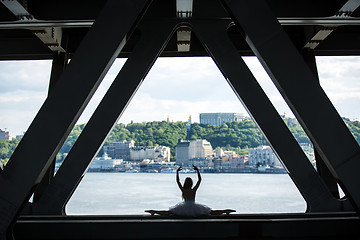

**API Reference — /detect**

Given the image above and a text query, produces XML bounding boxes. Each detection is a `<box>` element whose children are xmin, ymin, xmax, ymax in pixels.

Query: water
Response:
<box><xmin>66</xmin><ymin>173</ymin><xmax>306</xmax><ymax>215</ymax></box>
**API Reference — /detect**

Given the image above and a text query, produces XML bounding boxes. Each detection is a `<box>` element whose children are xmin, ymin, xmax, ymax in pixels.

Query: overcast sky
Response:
<box><xmin>0</xmin><ymin>56</ymin><xmax>359</xmax><ymax>136</ymax></box>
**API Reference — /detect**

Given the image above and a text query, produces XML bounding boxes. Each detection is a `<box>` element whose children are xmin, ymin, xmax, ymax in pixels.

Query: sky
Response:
<box><xmin>0</xmin><ymin>56</ymin><xmax>359</xmax><ymax>136</ymax></box>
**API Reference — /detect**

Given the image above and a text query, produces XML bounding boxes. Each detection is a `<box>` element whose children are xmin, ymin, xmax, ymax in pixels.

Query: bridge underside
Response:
<box><xmin>2</xmin><ymin>0</ymin><xmax>360</xmax><ymax>59</ymax></box>
<box><xmin>1</xmin><ymin>0</ymin><xmax>360</xmax><ymax>239</ymax></box>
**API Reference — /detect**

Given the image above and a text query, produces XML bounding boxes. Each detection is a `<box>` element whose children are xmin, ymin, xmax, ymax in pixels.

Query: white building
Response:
<box><xmin>176</xmin><ymin>139</ymin><xmax>213</xmax><ymax>166</ymax></box>
<box><xmin>199</xmin><ymin>113</ymin><xmax>245</xmax><ymax>125</ymax></box>
<box><xmin>215</xmin><ymin>148</ymin><xmax>225</xmax><ymax>158</ymax></box>
<box><xmin>130</xmin><ymin>146</ymin><xmax>170</xmax><ymax>162</ymax></box>
<box><xmin>88</xmin><ymin>153</ymin><xmax>123</xmax><ymax>171</ymax></box>
<box><xmin>248</xmin><ymin>145</ymin><xmax>282</xmax><ymax>167</ymax></box>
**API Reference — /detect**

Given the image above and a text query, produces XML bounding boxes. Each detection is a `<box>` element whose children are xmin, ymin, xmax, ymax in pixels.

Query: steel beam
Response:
<box><xmin>3</xmin><ymin>17</ymin><xmax>360</xmax><ymax>30</ymax></box>
<box><xmin>336</xmin><ymin>0</ymin><xmax>360</xmax><ymax>16</ymax></box>
<box><xmin>190</xmin><ymin>20</ymin><xmax>344</xmax><ymax>212</ymax></box>
<box><xmin>32</xmin><ymin>52</ymin><xmax>69</xmax><ymax>204</ymax></box>
<box><xmin>0</xmin><ymin>0</ymin><xmax>149</xmax><ymax>237</ymax></box>
<box><xmin>222</xmin><ymin>0</ymin><xmax>360</xmax><ymax>212</ymax></box>
<box><xmin>1</xmin><ymin>0</ymin><xmax>66</xmax><ymax>52</ymax></box>
<box><xmin>32</xmin><ymin>20</ymin><xmax>177</xmax><ymax>215</ymax></box>
<box><xmin>303</xmin><ymin>0</ymin><xmax>360</xmax><ymax>49</ymax></box>
<box><xmin>0</xmin><ymin>0</ymin><xmax>33</xmax><ymax>20</ymax></box>
<box><xmin>301</xmin><ymin>49</ymin><xmax>340</xmax><ymax>199</ymax></box>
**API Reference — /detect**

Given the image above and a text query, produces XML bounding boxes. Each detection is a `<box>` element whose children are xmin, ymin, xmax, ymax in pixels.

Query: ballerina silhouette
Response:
<box><xmin>169</xmin><ymin>165</ymin><xmax>211</xmax><ymax>216</ymax></box>
<box><xmin>145</xmin><ymin>165</ymin><xmax>235</xmax><ymax>217</ymax></box>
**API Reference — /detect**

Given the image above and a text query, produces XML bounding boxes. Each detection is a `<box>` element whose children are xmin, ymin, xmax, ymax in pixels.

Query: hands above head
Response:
<box><xmin>177</xmin><ymin>166</ymin><xmax>182</xmax><ymax>172</ymax></box>
<box><xmin>192</xmin><ymin>165</ymin><xmax>199</xmax><ymax>171</ymax></box>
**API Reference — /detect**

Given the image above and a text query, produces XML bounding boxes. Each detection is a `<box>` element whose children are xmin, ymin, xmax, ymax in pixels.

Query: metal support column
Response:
<box><xmin>190</xmin><ymin>20</ymin><xmax>343</xmax><ymax>212</ymax></box>
<box><xmin>32</xmin><ymin>20</ymin><xmax>177</xmax><ymax>215</ymax></box>
<box><xmin>0</xmin><ymin>0</ymin><xmax>149</xmax><ymax>237</ymax></box>
<box><xmin>222</xmin><ymin>0</ymin><xmax>360</xmax><ymax>212</ymax></box>
<box><xmin>32</xmin><ymin>52</ymin><xmax>69</xmax><ymax>204</ymax></box>
<box><xmin>301</xmin><ymin>49</ymin><xmax>340</xmax><ymax>199</ymax></box>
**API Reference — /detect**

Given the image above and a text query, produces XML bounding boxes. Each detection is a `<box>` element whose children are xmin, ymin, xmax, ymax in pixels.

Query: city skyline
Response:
<box><xmin>0</xmin><ymin>56</ymin><xmax>359</xmax><ymax>136</ymax></box>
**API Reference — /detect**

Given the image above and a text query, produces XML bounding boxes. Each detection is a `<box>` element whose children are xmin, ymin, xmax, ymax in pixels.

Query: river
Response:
<box><xmin>66</xmin><ymin>172</ymin><xmax>306</xmax><ymax>215</ymax></box>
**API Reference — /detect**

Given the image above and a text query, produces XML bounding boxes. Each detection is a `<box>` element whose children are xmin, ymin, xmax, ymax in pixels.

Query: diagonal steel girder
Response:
<box><xmin>32</xmin><ymin>20</ymin><xmax>178</xmax><ymax>215</ymax></box>
<box><xmin>1</xmin><ymin>0</ymin><xmax>66</xmax><ymax>52</ymax></box>
<box><xmin>190</xmin><ymin>20</ymin><xmax>347</xmax><ymax>212</ymax></box>
<box><xmin>303</xmin><ymin>0</ymin><xmax>360</xmax><ymax>49</ymax></box>
<box><xmin>0</xmin><ymin>0</ymin><xmax>150</xmax><ymax>236</ymax></box>
<box><xmin>301</xmin><ymin>49</ymin><xmax>340</xmax><ymax>199</ymax></box>
<box><xmin>222</xmin><ymin>0</ymin><xmax>360</xmax><ymax>213</ymax></box>
<box><xmin>32</xmin><ymin>52</ymin><xmax>69</xmax><ymax>205</ymax></box>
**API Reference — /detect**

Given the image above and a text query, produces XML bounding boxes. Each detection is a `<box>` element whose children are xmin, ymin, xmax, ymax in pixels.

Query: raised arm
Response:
<box><xmin>192</xmin><ymin>165</ymin><xmax>201</xmax><ymax>191</ymax></box>
<box><xmin>176</xmin><ymin>166</ymin><xmax>182</xmax><ymax>190</ymax></box>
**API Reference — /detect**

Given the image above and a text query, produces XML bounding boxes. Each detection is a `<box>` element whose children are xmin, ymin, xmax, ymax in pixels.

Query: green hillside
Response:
<box><xmin>1</xmin><ymin>119</ymin><xmax>360</xmax><ymax>165</ymax></box>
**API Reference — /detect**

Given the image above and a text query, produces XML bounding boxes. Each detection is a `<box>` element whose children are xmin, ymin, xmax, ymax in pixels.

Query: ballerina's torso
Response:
<box><xmin>182</xmin><ymin>188</ymin><xmax>196</xmax><ymax>201</ymax></box>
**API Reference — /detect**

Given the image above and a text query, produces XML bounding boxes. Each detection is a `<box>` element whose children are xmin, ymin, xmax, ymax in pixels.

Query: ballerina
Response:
<box><xmin>169</xmin><ymin>165</ymin><xmax>212</xmax><ymax>217</ymax></box>
<box><xmin>145</xmin><ymin>165</ymin><xmax>235</xmax><ymax>216</ymax></box>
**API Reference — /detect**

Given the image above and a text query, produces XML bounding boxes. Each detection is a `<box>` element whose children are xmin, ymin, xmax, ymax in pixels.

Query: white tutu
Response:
<box><xmin>169</xmin><ymin>200</ymin><xmax>211</xmax><ymax>217</ymax></box>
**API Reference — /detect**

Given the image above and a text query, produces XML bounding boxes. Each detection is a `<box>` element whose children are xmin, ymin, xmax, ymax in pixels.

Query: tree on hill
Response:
<box><xmin>0</xmin><ymin>138</ymin><xmax>20</xmax><ymax>166</ymax></box>
<box><xmin>346</xmin><ymin>120</ymin><xmax>360</xmax><ymax>145</ymax></box>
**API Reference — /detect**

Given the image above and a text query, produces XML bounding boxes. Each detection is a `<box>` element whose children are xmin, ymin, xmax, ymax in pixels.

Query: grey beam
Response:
<box><xmin>190</xmin><ymin>20</ymin><xmax>345</xmax><ymax>212</ymax></box>
<box><xmin>0</xmin><ymin>0</ymin><xmax>149</xmax><ymax>237</ymax></box>
<box><xmin>0</xmin><ymin>0</ymin><xmax>33</xmax><ymax>20</ymax></box>
<box><xmin>303</xmin><ymin>26</ymin><xmax>337</xmax><ymax>50</ymax></box>
<box><xmin>336</xmin><ymin>0</ymin><xmax>360</xmax><ymax>16</ymax></box>
<box><xmin>32</xmin><ymin>20</ymin><xmax>177</xmax><ymax>215</ymax></box>
<box><xmin>223</xmin><ymin>0</ymin><xmax>360</xmax><ymax>212</ymax></box>
<box><xmin>304</xmin><ymin>0</ymin><xmax>360</xmax><ymax>49</ymax></box>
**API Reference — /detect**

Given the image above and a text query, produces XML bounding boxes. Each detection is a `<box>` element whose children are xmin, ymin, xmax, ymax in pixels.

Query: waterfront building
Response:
<box><xmin>175</xmin><ymin>139</ymin><xmax>213</xmax><ymax>166</ymax></box>
<box><xmin>213</xmin><ymin>158</ymin><xmax>223</xmax><ymax>170</ymax></box>
<box><xmin>304</xmin><ymin>149</ymin><xmax>316</xmax><ymax>167</ymax></box>
<box><xmin>0</xmin><ymin>129</ymin><xmax>11</xmax><ymax>141</ymax></box>
<box><xmin>189</xmin><ymin>157</ymin><xmax>214</xmax><ymax>168</ymax></box>
<box><xmin>248</xmin><ymin>145</ymin><xmax>282</xmax><ymax>167</ymax></box>
<box><xmin>175</xmin><ymin>140</ymin><xmax>190</xmax><ymax>166</ymax></box>
<box><xmin>229</xmin><ymin>155</ymin><xmax>248</xmax><ymax>169</ymax></box>
<box><xmin>130</xmin><ymin>146</ymin><xmax>170</xmax><ymax>162</ymax></box>
<box><xmin>223</xmin><ymin>150</ymin><xmax>236</xmax><ymax>157</ymax></box>
<box><xmin>88</xmin><ymin>153</ymin><xmax>123</xmax><ymax>172</ymax></box>
<box><xmin>299</xmin><ymin>142</ymin><xmax>312</xmax><ymax>149</ymax></box>
<box><xmin>104</xmin><ymin>140</ymin><xmax>135</xmax><ymax>160</ymax></box>
<box><xmin>199</xmin><ymin>112</ymin><xmax>245</xmax><ymax>125</ymax></box>
<box><xmin>215</xmin><ymin>148</ymin><xmax>224</xmax><ymax>158</ymax></box>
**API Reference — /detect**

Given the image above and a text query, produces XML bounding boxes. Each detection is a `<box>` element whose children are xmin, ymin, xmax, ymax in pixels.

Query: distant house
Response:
<box><xmin>0</xmin><ymin>129</ymin><xmax>11</xmax><ymax>141</ymax></box>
